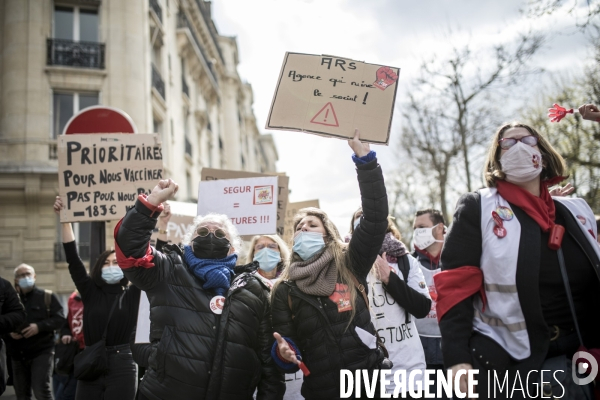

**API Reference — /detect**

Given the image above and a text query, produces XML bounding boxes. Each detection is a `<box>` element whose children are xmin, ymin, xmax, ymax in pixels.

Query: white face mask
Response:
<box><xmin>500</xmin><ymin>141</ymin><xmax>543</xmax><ymax>184</ymax></box>
<box><xmin>413</xmin><ymin>224</ymin><xmax>444</xmax><ymax>250</ymax></box>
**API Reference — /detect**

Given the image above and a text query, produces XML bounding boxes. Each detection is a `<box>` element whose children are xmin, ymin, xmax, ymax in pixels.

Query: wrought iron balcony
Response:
<box><xmin>182</xmin><ymin>76</ymin><xmax>190</xmax><ymax>98</ymax></box>
<box><xmin>152</xmin><ymin>64</ymin><xmax>166</xmax><ymax>100</ymax></box>
<box><xmin>47</xmin><ymin>38</ymin><xmax>105</xmax><ymax>69</ymax></box>
<box><xmin>176</xmin><ymin>12</ymin><xmax>218</xmax><ymax>87</ymax></box>
<box><xmin>149</xmin><ymin>0</ymin><xmax>163</xmax><ymax>23</ymax></box>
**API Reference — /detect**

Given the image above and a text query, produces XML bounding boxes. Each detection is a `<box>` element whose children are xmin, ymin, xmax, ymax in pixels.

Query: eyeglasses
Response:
<box><xmin>498</xmin><ymin>135</ymin><xmax>538</xmax><ymax>150</ymax></box>
<box><xmin>255</xmin><ymin>243</ymin><xmax>279</xmax><ymax>251</ymax></box>
<box><xmin>15</xmin><ymin>272</ymin><xmax>32</xmax><ymax>279</ymax></box>
<box><xmin>196</xmin><ymin>226</ymin><xmax>228</xmax><ymax>239</ymax></box>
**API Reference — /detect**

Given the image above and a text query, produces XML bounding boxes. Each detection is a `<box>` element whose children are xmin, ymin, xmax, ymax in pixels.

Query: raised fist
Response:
<box><xmin>373</xmin><ymin>66</ymin><xmax>398</xmax><ymax>91</ymax></box>
<box><xmin>548</xmin><ymin>103</ymin><xmax>573</xmax><ymax>123</ymax></box>
<box><xmin>147</xmin><ymin>179</ymin><xmax>179</xmax><ymax>206</ymax></box>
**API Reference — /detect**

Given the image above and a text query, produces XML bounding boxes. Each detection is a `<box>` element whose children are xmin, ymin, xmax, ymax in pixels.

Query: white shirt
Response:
<box><xmin>366</xmin><ymin>255</ymin><xmax>430</xmax><ymax>394</ymax></box>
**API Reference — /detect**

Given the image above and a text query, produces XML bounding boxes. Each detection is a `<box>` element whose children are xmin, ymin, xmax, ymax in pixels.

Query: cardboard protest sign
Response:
<box><xmin>283</xmin><ymin>199</ymin><xmax>321</xmax><ymax>244</ymax></box>
<box><xmin>266</xmin><ymin>53</ymin><xmax>400</xmax><ymax>144</ymax></box>
<box><xmin>201</xmin><ymin>168</ymin><xmax>289</xmax><ymax>237</ymax></box>
<box><xmin>58</xmin><ymin>133</ymin><xmax>163</xmax><ymax>222</ymax></box>
<box><xmin>197</xmin><ymin>176</ymin><xmax>279</xmax><ymax>236</ymax></box>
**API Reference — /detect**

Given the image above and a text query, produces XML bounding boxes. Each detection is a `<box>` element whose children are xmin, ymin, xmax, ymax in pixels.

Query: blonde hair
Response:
<box><xmin>272</xmin><ymin>207</ymin><xmax>358</xmax><ymax>327</ymax></box>
<box><xmin>182</xmin><ymin>213</ymin><xmax>242</xmax><ymax>252</ymax></box>
<box><xmin>483</xmin><ymin>122</ymin><xmax>567</xmax><ymax>187</ymax></box>
<box><xmin>245</xmin><ymin>234</ymin><xmax>291</xmax><ymax>274</ymax></box>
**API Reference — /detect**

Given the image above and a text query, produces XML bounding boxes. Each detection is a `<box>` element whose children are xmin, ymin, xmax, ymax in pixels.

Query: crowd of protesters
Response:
<box><xmin>0</xmin><ymin>107</ymin><xmax>599</xmax><ymax>399</ymax></box>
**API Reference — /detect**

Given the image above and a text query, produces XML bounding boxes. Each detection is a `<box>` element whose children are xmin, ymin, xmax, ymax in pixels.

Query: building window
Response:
<box><xmin>48</xmin><ymin>6</ymin><xmax>104</xmax><ymax>68</ymax></box>
<box><xmin>54</xmin><ymin>6</ymin><xmax>99</xmax><ymax>42</ymax></box>
<box><xmin>52</xmin><ymin>91</ymin><xmax>99</xmax><ymax>138</ymax></box>
<box><xmin>55</xmin><ymin>219</ymin><xmax>91</xmax><ymax>262</ymax></box>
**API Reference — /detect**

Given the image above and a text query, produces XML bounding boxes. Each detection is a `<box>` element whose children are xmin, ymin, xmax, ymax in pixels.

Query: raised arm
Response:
<box><xmin>54</xmin><ymin>196</ymin><xmax>92</xmax><ymax>295</ymax></box>
<box><xmin>347</xmin><ymin>130</ymin><xmax>389</xmax><ymax>280</ymax></box>
<box><xmin>114</xmin><ymin>179</ymin><xmax>178</xmax><ymax>291</ymax></box>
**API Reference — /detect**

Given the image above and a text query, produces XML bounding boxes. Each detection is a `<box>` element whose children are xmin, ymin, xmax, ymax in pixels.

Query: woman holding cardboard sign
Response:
<box><xmin>113</xmin><ymin>179</ymin><xmax>284</xmax><ymax>400</ymax></box>
<box><xmin>271</xmin><ymin>130</ymin><xmax>389</xmax><ymax>400</ymax></box>
<box><xmin>54</xmin><ymin>197</ymin><xmax>140</xmax><ymax>400</ymax></box>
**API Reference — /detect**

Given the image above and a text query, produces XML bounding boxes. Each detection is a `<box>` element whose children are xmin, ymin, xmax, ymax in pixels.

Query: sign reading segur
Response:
<box><xmin>58</xmin><ymin>133</ymin><xmax>163</xmax><ymax>222</ymax></box>
<box><xmin>266</xmin><ymin>52</ymin><xmax>400</xmax><ymax>144</ymax></box>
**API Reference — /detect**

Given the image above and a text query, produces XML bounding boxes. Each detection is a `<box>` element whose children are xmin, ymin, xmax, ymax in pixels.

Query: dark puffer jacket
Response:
<box><xmin>271</xmin><ymin>158</ymin><xmax>388</xmax><ymax>400</ymax></box>
<box><xmin>115</xmin><ymin>200</ymin><xmax>284</xmax><ymax>400</ymax></box>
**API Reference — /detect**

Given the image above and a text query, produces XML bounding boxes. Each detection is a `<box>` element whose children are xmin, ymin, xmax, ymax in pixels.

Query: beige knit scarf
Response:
<box><xmin>288</xmin><ymin>248</ymin><xmax>337</xmax><ymax>296</ymax></box>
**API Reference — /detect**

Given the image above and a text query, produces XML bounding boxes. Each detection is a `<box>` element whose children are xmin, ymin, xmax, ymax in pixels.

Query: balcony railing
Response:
<box><xmin>47</xmin><ymin>38</ymin><xmax>105</xmax><ymax>69</ymax></box>
<box><xmin>176</xmin><ymin>12</ymin><xmax>218</xmax><ymax>87</ymax></box>
<box><xmin>152</xmin><ymin>64</ymin><xmax>166</xmax><ymax>100</ymax></box>
<box><xmin>185</xmin><ymin>136</ymin><xmax>192</xmax><ymax>157</ymax></box>
<box><xmin>149</xmin><ymin>0</ymin><xmax>163</xmax><ymax>23</ymax></box>
<box><xmin>194</xmin><ymin>0</ymin><xmax>223</xmax><ymax>63</ymax></box>
<box><xmin>182</xmin><ymin>76</ymin><xmax>190</xmax><ymax>98</ymax></box>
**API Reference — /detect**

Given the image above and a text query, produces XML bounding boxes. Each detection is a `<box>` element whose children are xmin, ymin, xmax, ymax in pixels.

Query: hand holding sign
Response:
<box><xmin>147</xmin><ymin>179</ymin><xmax>179</xmax><ymax>206</ymax></box>
<box><xmin>348</xmin><ymin>129</ymin><xmax>370</xmax><ymax>157</ymax></box>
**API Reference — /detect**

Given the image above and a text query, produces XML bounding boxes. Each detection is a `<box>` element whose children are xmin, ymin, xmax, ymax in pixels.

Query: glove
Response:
<box><xmin>548</xmin><ymin>103</ymin><xmax>573</xmax><ymax>123</ymax></box>
<box><xmin>373</xmin><ymin>66</ymin><xmax>398</xmax><ymax>90</ymax></box>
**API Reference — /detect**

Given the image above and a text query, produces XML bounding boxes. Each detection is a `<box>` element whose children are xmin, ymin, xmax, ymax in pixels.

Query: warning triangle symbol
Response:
<box><xmin>310</xmin><ymin>102</ymin><xmax>339</xmax><ymax>127</ymax></box>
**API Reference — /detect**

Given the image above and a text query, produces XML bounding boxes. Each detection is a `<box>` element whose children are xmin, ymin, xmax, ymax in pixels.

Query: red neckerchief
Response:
<box><xmin>495</xmin><ymin>177</ymin><xmax>563</xmax><ymax>232</ymax></box>
<box><xmin>414</xmin><ymin>246</ymin><xmax>441</xmax><ymax>268</ymax></box>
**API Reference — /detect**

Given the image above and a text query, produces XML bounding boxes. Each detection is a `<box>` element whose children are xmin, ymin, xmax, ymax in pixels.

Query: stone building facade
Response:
<box><xmin>0</xmin><ymin>0</ymin><xmax>279</xmax><ymax>297</ymax></box>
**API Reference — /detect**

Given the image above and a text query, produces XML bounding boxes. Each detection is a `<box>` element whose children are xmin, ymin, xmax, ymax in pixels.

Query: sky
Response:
<box><xmin>211</xmin><ymin>0</ymin><xmax>592</xmax><ymax>235</ymax></box>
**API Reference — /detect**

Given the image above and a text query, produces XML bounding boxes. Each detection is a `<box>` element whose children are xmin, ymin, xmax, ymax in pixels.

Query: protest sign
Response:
<box><xmin>150</xmin><ymin>200</ymin><xmax>197</xmax><ymax>246</ymax></box>
<box><xmin>58</xmin><ymin>133</ymin><xmax>163</xmax><ymax>222</ymax></box>
<box><xmin>201</xmin><ymin>168</ymin><xmax>289</xmax><ymax>237</ymax></box>
<box><xmin>266</xmin><ymin>52</ymin><xmax>400</xmax><ymax>144</ymax></box>
<box><xmin>283</xmin><ymin>199</ymin><xmax>321</xmax><ymax>244</ymax></box>
<box><xmin>134</xmin><ymin>291</ymin><xmax>151</xmax><ymax>344</ymax></box>
<box><xmin>197</xmin><ymin>176</ymin><xmax>279</xmax><ymax>236</ymax></box>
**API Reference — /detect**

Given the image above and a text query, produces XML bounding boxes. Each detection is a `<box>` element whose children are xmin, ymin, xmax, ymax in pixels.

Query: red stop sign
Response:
<box><xmin>63</xmin><ymin>105</ymin><xmax>137</xmax><ymax>135</ymax></box>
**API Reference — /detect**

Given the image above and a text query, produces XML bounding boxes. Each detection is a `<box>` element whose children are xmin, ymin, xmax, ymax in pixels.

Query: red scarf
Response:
<box><xmin>495</xmin><ymin>178</ymin><xmax>562</xmax><ymax>232</ymax></box>
<box><xmin>414</xmin><ymin>246</ymin><xmax>441</xmax><ymax>268</ymax></box>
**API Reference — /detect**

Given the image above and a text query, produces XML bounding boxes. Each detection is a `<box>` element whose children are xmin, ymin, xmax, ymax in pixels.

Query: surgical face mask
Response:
<box><xmin>253</xmin><ymin>248</ymin><xmax>281</xmax><ymax>273</ymax></box>
<box><xmin>192</xmin><ymin>233</ymin><xmax>231</xmax><ymax>259</ymax></box>
<box><xmin>293</xmin><ymin>231</ymin><xmax>325</xmax><ymax>261</ymax></box>
<box><xmin>18</xmin><ymin>277</ymin><xmax>35</xmax><ymax>290</ymax></box>
<box><xmin>500</xmin><ymin>141</ymin><xmax>543</xmax><ymax>184</ymax></box>
<box><xmin>353</xmin><ymin>218</ymin><xmax>360</xmax><ymax>230</ymax></box>
<box><xmin>101</xmin><ymin>266</ymin><xmax>124</xmax><ymax>284</ymax></box>
<box><xmin>413</xmin><ymin>224</ymin><xmax>444</xmax><ymax>250</ymax></box>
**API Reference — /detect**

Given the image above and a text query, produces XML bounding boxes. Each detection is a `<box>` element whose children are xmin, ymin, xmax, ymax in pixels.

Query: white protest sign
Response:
<box><xmin>134</xmin><ymin>291</ymin><xmax>151</xmax><ymax>344</ymax></box>
<box><xmin>197</xmin><ymin>176</ymin><xmax>278</xmax><ymax>236</ymax></box>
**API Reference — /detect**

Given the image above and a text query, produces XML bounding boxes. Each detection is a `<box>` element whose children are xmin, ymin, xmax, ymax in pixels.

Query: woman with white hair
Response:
<box><xmin>114</xmin><ymin>182</ymin><xmax>284</xmax><ymax>400</ymax></box>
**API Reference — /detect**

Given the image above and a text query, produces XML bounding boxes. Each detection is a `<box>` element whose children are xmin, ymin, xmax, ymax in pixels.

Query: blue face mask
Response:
<box><xmin>293</xmin><ymin>232</ymin><xmax>325</xmax><ymax>261</ymax></box>
<box><xmin>101</xmin><ymin>266</ymin><xmax>124</xmax><ymax>284</ymax></box>
<box><xmin>253</xmin><ymin>248</ymin><xmax>281</xmax><ymax>273</ymax></box>
<box><xmin>353</xmin><ymin>218</ymin><xmax>361</xmax><ymax>230</ymax></box>
<box><xmin>18</xmin><ymin>277</ymin><xmax>35</xmax><ymax>290</ymax></box>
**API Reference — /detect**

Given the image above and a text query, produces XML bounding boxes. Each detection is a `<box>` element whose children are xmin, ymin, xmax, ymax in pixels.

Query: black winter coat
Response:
<box><xmin>115</xmin><ymin>200</ymin><xmax>284</xmax><ymax>400</ymax></box>
<box><xmin>271</xmin><ymin>159</ymin><xmax>388</xmax><ymax>400</ymax></box>
<box><xmin>4</xmin><ymin>286</ymin><xmax>65</xmax><ymax>360</ymax></box>
<box><xmin>0</xmin><ymin>277</ymin><xmax>25</xmax><ymax>336</ymax></box>
<box><xmin>64</xmin><ymin>241</ymin><xmax>140</xmax><ymax>347</ymax></box>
